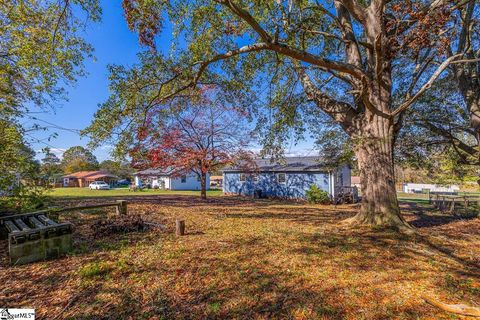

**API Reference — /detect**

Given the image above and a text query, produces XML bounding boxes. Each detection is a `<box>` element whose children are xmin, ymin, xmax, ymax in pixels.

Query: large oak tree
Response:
<box><xmin>88</xmin><ymin>0</ymin><xmax>477</xmax><ymax>230</ymax></box>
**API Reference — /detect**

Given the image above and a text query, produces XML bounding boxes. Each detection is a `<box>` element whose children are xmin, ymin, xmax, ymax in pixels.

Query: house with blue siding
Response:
<box><xmin>223</xmin><ymin>156</ymin><xmax>351</xmax><ymax>199</ymax></box>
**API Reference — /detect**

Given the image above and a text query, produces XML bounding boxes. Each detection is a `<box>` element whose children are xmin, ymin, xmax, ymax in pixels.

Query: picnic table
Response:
<box><xmin>429</xmin><ymin>193</ymin><xmax>480</xmax><ymax>214</ymax></box>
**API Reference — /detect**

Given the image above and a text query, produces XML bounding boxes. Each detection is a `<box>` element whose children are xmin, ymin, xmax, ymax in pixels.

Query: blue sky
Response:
<box><xmin>27</xmin><ymin>0</ymin><xmax>141</xmax><ymax>161</ymax></box>
<box><xmin>27</xmin><ymin>0</ymin><xmax>315</xmax><ymax>162</ymax></box>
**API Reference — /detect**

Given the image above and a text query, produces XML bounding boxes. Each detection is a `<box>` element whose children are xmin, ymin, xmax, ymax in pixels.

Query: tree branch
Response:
<box><xmin>335</xmin><ymin>1</ymin><xmax>363</xmax><ymax>68</ymax></box>
<box><xmin>391</xmin><ymin>54</ymin><xmax>462</xmax><ymax>117</ymax></box>
<box><xmin>215</xmin><ymin>0</ymin><xmax>365</xmax><ymax>78</ymax></box>
<box><xmin>294</xmin><ymin>63</ymin><xmax>358</xmax><ymax>130</ymax></box>
<box><xmin>339</xmin><ymin>0</ymin><xmax>367</xmax><ymax>24</ymax></box>
<box><xmin>215</xmin><ymin>0</ymin><xmax>272</xmax><ymax>42</ymax></box>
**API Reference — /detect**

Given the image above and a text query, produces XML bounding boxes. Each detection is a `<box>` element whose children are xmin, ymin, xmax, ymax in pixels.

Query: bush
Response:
<box><xmin>306</xmin><ymin>185</ymin><xmax>331</xmax><ymax>204</ymax></box>
<box><xmin>0</xmin><ymin>184</ymin><xmax>50</xmax><ymax>213</ymax></box>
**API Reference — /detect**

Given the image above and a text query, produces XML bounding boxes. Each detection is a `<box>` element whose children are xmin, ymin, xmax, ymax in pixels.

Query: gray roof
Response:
<box><xmin>223</xmin><ymin>156</ymin><xmax>334</xmax><ymax>172</ymax></box>
<box><xmin>135</xmin><ymin>167</ymin><xmax>176</xmax><ymax>176</ymax></box>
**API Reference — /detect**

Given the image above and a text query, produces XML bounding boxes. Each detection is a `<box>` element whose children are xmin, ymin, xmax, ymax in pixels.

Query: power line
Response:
<box><xmin>27</xmin><ymin>116</ymin><xmax>82</xmax><ymax>134</ymax></box>
<box><xmin>24</xmin><ymin>133</ymin><xmax>65</xmax><ymax>153</ymax></box>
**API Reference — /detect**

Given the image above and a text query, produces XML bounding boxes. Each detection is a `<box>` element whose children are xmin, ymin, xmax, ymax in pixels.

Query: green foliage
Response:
<box><xmin>0</xmin><ymin>185</ymin><xmax>50</xmax><ymax>214</ymax></box>
<box><xmin>0</xmin><ymin>120</ymin><xmax>48</xmax><ymax>213</ymax></box>
<box><xmin>0</xmin><ymin>0</ymin><xmax>100</xmax><ymax>211</ymax></box>
<box><xmin>40</xmin><ymin>147</ymin><xmax>62</xmax><ymax>180</ymax></box>
<box><xmin>99</xmin><ymin>160</ymin><xmax>133</xmax><ymax>179</ymax></box>
<box><xmin>61</xmin><ymin>146</ymin><xmax>99</xmax><ymax>173</ymax></box>
<box><xmin>83</xmin><ymin>53</ymin><xmax>253</xmax><ymax>161</ymax></box>
<box><xmin>305</xmin><ymin>185</ymin><xmax>331</xmax><ymax>204</ymax></box>
<box><xmin>312</xmin><ymin>124</ymin><xmax>355</xmax><ymax>170</ymax></box>
<box><xmin>396</xmin><ymin>78</ymin><xmax>479</xmax><ymax>185</ymax></box>
<box><xmin>0</xmin><ymin>0</ymin><xmax>100</xmax><ymax>116</ymax></box>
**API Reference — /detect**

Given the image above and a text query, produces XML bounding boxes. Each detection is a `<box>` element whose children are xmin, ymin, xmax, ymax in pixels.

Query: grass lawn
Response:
<box><xmin>49</xmin><ymin>187</ymin><xmax>223</xmax><ymax>198</ymax></box>
<box><xmin>0</xmin><ymin>196</ymin><xmax>479</xmax><ymax>319</ymax></box>
<box><xmin>396</xmin><ymin>192</ymin><xmax>430</xmax><ymax>204</ymax></box>
<box><xmin>397</xmin><ymin>191</ymin><xmax>480</xmax><ymax>205</ymax></box>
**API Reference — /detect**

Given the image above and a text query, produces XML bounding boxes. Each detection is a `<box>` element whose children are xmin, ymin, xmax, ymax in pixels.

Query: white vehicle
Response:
<box><xmin>89</xmin><ymin>181</ymin><xmax>110</xmax><ymax>190</ymax></box>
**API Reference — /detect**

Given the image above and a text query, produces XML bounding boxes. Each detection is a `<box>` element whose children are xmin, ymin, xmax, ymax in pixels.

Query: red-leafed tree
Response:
<box><xmin>131</xmin><ymin>88</ymin><xmax>252</xmax><ymax>199</ymax></box>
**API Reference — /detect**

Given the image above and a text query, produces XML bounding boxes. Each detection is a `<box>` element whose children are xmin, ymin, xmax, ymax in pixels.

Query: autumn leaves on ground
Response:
<box><xmin>0</xmin><ymin>195</ymin><xmax>479</xmax><ymax>320</ymax></box>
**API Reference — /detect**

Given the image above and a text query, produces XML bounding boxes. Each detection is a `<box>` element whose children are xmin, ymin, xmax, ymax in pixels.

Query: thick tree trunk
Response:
<box><xmin>200</xmin><ymin>171</ymin><xmax>207</xmax><ymax>200</ymax></box>
<box><xmin>346</xmin><ymin>115</ymin><xmax>412</xmax><ymax>231</ymax></box>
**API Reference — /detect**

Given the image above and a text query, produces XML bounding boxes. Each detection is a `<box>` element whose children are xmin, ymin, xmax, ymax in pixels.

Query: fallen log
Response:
<box><xmin>422</xmin><ymin>295</ymin><xmax>480</xmax><ymax>317</ymax></box>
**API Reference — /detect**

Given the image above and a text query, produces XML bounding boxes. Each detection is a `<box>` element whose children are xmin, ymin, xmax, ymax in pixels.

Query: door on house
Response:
<box><xmin>63</xmin><ymin>178</ymin><xmax>69</xmax><ymax>187</ymax></box>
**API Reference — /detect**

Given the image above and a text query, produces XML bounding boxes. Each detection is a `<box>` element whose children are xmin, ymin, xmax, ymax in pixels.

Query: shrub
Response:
<box><xmin>0</xmin><ymin>184</ymin><xmax>50</xmax><ymax>213</ymax></box>
<box><xmin>306</xmin><ymin>185</ymin><xmax>331</xmax><ymax>204</ymax></box>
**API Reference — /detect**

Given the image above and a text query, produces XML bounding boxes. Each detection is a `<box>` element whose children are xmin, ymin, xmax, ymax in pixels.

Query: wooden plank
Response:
<box><xmin>58</xmin><ymin>203</ymin><xmax>119</xmax><ymax>212</ymax></box>
<box><xmin>0</xmin><ymin>209</ymin><xmax>51</xmax><ymax>222</ymax></box>
<box><xmin>0</xmin><ymin>201</ymin><xmax>124</xmax><ymax>222</ymax></box>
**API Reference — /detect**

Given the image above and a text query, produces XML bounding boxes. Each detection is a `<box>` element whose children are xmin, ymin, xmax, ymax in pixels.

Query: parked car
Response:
<box><xmin>116</xmin><ymin>179</ymin><xmax>130</xmax><ymax>187</ymax></box>
<box><xmin>89</xmin><ymin>181</ymin><xmax>110</xmax><ymax>190</ymax></box>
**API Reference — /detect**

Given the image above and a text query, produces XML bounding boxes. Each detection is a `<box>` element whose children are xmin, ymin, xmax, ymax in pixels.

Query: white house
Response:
<box><xmin>134</xmin><ymin>168</ymin><xmax>210</xmax><ymax>191</ymax></box>
<box><xmin>402</xmin><ymin>183</ymin><xmax>460</xmax><ymax>194</ymax></box>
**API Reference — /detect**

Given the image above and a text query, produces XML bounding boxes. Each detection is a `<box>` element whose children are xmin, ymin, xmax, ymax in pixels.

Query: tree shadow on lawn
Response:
<box><xmin>41</xmin><ymin>235</ymin><xmax>431</xmax><ymax>319</ymax></box>
<box><xmin>56</xmin><ymin>227</ymin><xmax>466</xmax><ymax>319</ymax></box>
<box><xmin>69</xmin><ymin>272</ymin><xmax>347</xmax><ymax>320</ymax></box>
<box><xmin>27</xmin><ymin>238</ymin><xmax>351</xmax><ymax>320</ymax></box>
<box><xmin>222</xmin><ymin>209</ymin><xmax>354</xmax><ymax>227</ymax></box>
<box><xmin>400</xmin><ymin>200</ymin><xmax>479</xmax><ymax>228</ymax></box>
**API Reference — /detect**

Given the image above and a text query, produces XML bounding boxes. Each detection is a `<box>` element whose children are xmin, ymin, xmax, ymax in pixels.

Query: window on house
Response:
<box><xmin>239</xmin><ymin>173</ymin><xmax>246</xmax><ymax>182</ymax></box>
<box><xmin>277</xmin><ymin>173</ymin><xmax>286</xmax><ymax>184</ymax></box>
<box><xmin>181</xmin><ymin>175</ymin><xmax>187</xmax><ymax>183</ymax></box>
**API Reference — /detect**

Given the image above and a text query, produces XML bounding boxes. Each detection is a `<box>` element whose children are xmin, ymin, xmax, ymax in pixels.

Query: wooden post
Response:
<box><xmin>450</xmin><ymin>198</ymin><xmax>456</xmax><ymax>214</ymax></box>
<box><xmin>116</xmin><ymin>200</ymin><xmax>128</xmax><ymax>215</ymax></box>
<box><xmin>176</xmin><ymin>219</ymin><xmax>185</xmax><ymax>236</ymax></box>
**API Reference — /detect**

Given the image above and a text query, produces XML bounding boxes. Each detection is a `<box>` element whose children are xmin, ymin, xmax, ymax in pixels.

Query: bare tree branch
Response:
<box><xmin>340</xmin><ymin>0</ymin><xmax>367</xmax><ymax>24</ymax></box>
<box><xmin>215</xmin><ymin>0</ymin><xmax>365</xmax><ymax>78</ymax></box>
<box><xmin>294</xmin><ymin>63</ymin><xmax>358</xmax><ymax>130</ymax></box>
<box><xmin>391</xmin><ymin>54</ymin><xmax>462</xmax><ymax>117</ymax></box>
